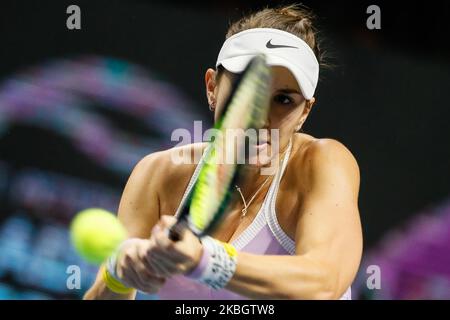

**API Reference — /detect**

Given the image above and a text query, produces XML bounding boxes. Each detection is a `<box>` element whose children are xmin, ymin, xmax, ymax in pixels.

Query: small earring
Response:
<box><xmin>209</xmin><ymin>102</ymin><xmax>215</xmax><ymax>112</ymax></box>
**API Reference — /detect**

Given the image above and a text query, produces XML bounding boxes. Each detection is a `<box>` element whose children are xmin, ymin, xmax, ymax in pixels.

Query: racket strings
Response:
<box><xmin>186</xmin><ymin>55</ymin><xmax>272</xmax><ymax>236</ymax></box>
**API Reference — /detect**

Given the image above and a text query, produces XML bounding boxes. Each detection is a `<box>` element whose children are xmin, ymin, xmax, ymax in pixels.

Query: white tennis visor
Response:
<box><xmin>216</xmin><ymin>28</ymin><xmax>319</xmax><ymax>100</ymax></box>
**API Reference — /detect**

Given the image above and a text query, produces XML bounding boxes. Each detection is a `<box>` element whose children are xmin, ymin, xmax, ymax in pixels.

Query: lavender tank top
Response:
<box><xmin>157</xmin><ymin>141</ymin><xmax>352</xmax><ymax>300</ymax></box>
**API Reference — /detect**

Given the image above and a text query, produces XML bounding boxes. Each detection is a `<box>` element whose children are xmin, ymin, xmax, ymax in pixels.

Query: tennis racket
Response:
<box><xmin>169</xmin><ymin>54</ymin><xmax>272</xmax><ymax>241</ymax></box>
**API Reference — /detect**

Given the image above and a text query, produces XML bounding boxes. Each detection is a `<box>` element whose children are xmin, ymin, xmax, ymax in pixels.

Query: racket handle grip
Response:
<box><xmin>168</xmin><ymin>221</ymin><xmax>186</xmax><ymax>242</ymax></box>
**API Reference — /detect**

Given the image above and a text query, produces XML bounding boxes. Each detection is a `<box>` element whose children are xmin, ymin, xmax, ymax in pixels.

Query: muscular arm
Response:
<box><xmin>83</xmin><ymin>152</ymin><xmax>162</xmax><ymax>300</ymax></box>
<box><xmin>226</xmin><ymin>139</ymin><xmax>363</xmax><ymax>299</ymax></box>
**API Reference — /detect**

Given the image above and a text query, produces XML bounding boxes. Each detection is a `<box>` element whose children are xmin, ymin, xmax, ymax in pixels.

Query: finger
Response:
<box><xmin>152</xmin><ymin>227</ymin><xmax>202</xmax><ymax>271</ymax></box>
<box><xmin>150</xmin><ymin>223</ymin><xmax>162</xmax><ymax>237</ymax></box>
<box><xmin>145</xmin><ymin>240</ymin><xmax>175</xmax><ymax>278</ymax></box>
<box><xmin>133</xmin><ymin>259</ymin><xmax>159</xmax><ymax>285</ymax></box>
<box><xmin>146</xmin><ymin>249</ymin><xmax>176</xmax><ymax>277</ymax></box>
<box><xmin>126</xmin><ymin>257</ymin><xmax>166</xmax><ymax>292</ymax></box>
<box><xmin>171</xmin><ymin>233</ymin><xmax>202</xmax><ymax>259</ymax></box>
<box><xmin>159</xmin><ymin>215</ymin><xmax>177</xmax><ymax>229</ymax></box>
<box><xmin>114</xmin><ymin>242</ymin><xmax>150</xmax><ymax>290</ymax></box>
<box><xmin>120</xmin><ymin>263</ymin><xmax>145</xmax><ymax>290</ymax></box>
<box><xmin>137</xmin><ymin>239</ymin><xmax>161</xmax><ymax>276</ymax></box>
<box><xmin>139</xmin><ymin>278</ymin><xmax>166</xmax><ymax>294</ymax></box>
<box><xmin>150</xmin><ymin>250</ymin><xmax>185</xmax><ymax>274</ymax></box>
<box><xmin>133</xmin><ymin>247</ymin><xmax>167</xmax><ymax>290</ymax></box>
<box><xmin>142</xmin><ymin>238</ymin><xmax>168</xmax><ymax>277</ymax></box>
<box><xmin>153</xmin><ymin>246</ymin><xmax>186</xmax><ymax>264</ymax></box>
<box><xmin>121</xmin><ymin>243</ymin><xmax>155</xmax><ymax>286</ymax></box>
<box><xmin>138</xmin><ymin>243</ymin><xmax>175</xmax><ymax>280</ymax></box>
<box><xmin>153</xmin><ymin>228</ymin><xmax>175</xmax><ymax>250</ymax></box>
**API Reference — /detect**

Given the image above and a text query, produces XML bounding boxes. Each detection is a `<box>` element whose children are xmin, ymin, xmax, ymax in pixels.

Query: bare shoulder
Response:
<box><xmin>300</xmin><ymin>135</ymin><xmax>358</xmax><ymax>167</ymax></box>
<box><xmin>292</xmin><ymin>134</ymin><xmax>360</xmax><ymax>190</ymax></box>
<box><xmin>136</xmin><ymin>142</ymin><xmax>208</xmax><ymax>213</ymax></box>
<box><xmin>117</xmin><ymin>142</ymin><xmax>207</xmax><ymax>237</ymax></box>
<box><xmin>134</xmin><ymin>143</ymin><xmax>205</xmax><ymax>186</ymax></box>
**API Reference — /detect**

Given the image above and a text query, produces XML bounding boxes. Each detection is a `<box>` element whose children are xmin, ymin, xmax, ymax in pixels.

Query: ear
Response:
<box><xmin>205</xmin><ymin>68</ymin><xmax>217</xmax><ymax>110</ymax></box>
<box><xmin>304</xmin><ymin>97</ymin><xmax>315</xmax><ymax>114</ymax></box>
<box><xmin>296</xmin><ymin>97</ymin><xmax>316</xmax><ymax>130</ymax></box>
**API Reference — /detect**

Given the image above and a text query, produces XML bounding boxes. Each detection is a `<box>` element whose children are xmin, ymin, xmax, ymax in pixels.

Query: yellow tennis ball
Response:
<box><xmin>70</xmin><ymin>208</ymin><xmax>127</xmax><ymax>265</ymax></box>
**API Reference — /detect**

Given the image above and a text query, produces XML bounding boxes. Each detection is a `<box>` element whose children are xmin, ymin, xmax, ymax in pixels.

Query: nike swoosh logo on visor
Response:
<box><xmin>266</xmin><ymin>39</ymin><xmax>298</xmax><ymax>49</ymax></box>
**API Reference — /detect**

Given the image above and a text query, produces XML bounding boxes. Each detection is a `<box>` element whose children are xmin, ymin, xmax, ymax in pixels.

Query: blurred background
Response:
<box><xmin>0</xmin><ymin>0</ymin><xmax>449</xmax><ymax>299</ymax></box>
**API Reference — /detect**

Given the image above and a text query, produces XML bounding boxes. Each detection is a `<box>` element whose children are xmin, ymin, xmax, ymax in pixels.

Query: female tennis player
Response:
<box><xmin>85</xmin><ymin>4</ymin><xmax>362</xmax><ymax>300</ymax></box>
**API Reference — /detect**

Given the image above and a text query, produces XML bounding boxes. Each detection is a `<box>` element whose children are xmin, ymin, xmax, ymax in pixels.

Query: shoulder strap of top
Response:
<box><xmin>231</xmin><ymin>139</ymin><xmax>293</xmax><ymax>249</ymax></box>
<box><xmin>265</xmin><ymin>139</ymin><xmax>296</xmax><ymax>254</ymax></box>
<box><xmin>264</xmin><ymin>139</ymin><xmax>293</xmax><ymax>198</ymax></box>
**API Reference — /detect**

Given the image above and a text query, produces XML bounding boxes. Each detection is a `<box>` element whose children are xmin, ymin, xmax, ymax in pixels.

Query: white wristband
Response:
<box><xmin>195</xmin><ymin>236</ymin><xmax>237</xmax><ymax>290</ymax></box>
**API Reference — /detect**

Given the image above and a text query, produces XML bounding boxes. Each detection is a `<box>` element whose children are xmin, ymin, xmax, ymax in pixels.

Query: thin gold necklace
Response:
<box><xmin>235</xmin><ymin>140</ymin><xmax>291</xmax><ymax>219</ymax></box>
<box><xmin>235</xmin><ymin>176</ymin><xmax>270</xmax><ymax>219</ymax></box>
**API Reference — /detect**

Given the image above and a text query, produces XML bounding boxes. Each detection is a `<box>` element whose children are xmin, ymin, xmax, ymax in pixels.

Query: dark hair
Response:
<box><xmin>226</xmin><ymin>4</ymin><xmax>324</xmax><ymax>64</ymax></box>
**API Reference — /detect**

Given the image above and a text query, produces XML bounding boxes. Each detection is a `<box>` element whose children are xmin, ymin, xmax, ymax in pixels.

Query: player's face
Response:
<box><xmin>206</xmin><ymin>66</ymin><xmax>314</xmax><ymax>167</ymax></box>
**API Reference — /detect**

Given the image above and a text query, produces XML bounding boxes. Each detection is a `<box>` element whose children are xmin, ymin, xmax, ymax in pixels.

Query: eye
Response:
<box><xmin>273</xmin><ymin>94</ymin><xmax>294</xmax><ymax>105</ymax></box>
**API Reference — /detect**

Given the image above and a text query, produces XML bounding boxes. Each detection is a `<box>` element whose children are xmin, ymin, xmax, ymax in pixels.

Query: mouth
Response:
<box><xmin>255</xmin><ymin>134</ymin><xmax>270</xmax><ymax>146</ymax></box>
<box><xmin>251</xmin><ymin>139</ymin><xmax>270</xmax><ymax>150</ymax></box>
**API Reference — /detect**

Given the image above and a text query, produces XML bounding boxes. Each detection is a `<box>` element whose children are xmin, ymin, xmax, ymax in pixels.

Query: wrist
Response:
<box><xmin>101</xmin><ymin>264</ymin><xmax>133</xmax><ymax>295</ymax></box>
<box><xmin>104</xmin><ymin>238</ymin><xmax>139</xmax><ymax>293</ymax></box>
<box><xmin>185</xmin><ymin>242</ymin><xmax>209</xmax><ymax>279</ymax></box>
<box><xmin>185</xmin><ymin>236</ymin><xmax>237</xmax><ymax>290</ymax></box>
<box><xmin>185</xmin><ymin>237</ymin><xmax>206</xmax><ymax>275</ymax></box>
